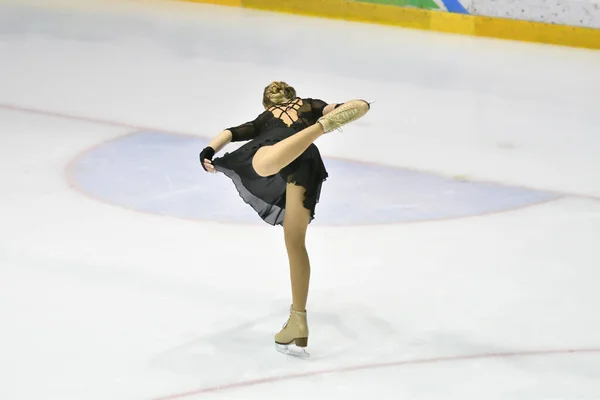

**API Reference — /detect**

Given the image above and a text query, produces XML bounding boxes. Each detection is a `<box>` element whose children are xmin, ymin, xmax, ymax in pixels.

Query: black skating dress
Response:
<box><xmin>212</xmin><ymin>97</ymin><xmax>329</xmax><ymax>226</ymax></box>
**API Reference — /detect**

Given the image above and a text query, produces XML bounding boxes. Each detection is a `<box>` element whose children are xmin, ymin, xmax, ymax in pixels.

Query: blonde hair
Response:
<box><xmin>262</xmin><ymin>81</ymin><xmax>297</xmax><ymax>108</ymax></box>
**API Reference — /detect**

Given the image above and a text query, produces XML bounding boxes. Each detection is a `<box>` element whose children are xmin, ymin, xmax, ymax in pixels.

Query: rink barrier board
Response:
<box><xmin>182</xmin><ymin>0</ymin><xmax>242</xmax><ymax>5</ymax></box>
<box><xmin>177</xmin><ymin>0</ymin><xmax>600</xmax><ymax>50</ymax></box>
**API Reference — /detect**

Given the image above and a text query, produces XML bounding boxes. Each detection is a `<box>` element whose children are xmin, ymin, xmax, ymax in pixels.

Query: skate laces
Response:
<box><xmin>281</xmin><ymin>307</ymin><xmax>307</xmax><ymax>328</ymax></box>
<box><xmin>281</xmin><ymin>306</ymin><xmax>293</xmax><ymax>328</ymax></box>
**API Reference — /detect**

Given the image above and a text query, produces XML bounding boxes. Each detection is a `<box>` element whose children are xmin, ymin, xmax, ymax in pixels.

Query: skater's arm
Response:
<box><xmin>200</xmin><ymin>129</ymin><xmax>232</xmax><ymax>173</ymax></box>
<box><xmin>322</xmin><ymin>103</ymin><xmax>339</xmax><ymax>115</ymax></box>
<box><xmin>207</xmin><ymin>129</ymin><xmax>233</xmax><ymax>153</ymax></box>
<box><xmin>226</xmin><ymin>119</ymin><xmax>260</xmax><ymax>142</ymax></box>
<box><xmin>309</xmin><ymin>98</ymin><xmax>339</xmax><ymax>118</ymax></box>
<box><xmin>323</xmin><ymin>101</ymin><xmax>367</xmax><ymax>115</ymax></box>
<box><xmin>206</xmin><ymin>114</ymin><xmax>262</xmax><ymax>152</ymax></box>
<box><xmin>199</xmin><ymin>129</ymin><xmax>232</xmax><ymax>173</ymax></box>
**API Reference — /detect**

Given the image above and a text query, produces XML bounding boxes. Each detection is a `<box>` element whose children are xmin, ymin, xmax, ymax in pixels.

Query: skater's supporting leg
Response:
<box><xmin>252</xmin><ymin>123</ymin><xmax>324</xmax><ymax>177</ymax></box>
<box><xmin>274</xmin><ymin>182</ymin><xmax>311</xmax><ymax>348</ymax></box>
<box><xmin>283</xmin><ymin>182</ymin><xmax>311</xmax><ymax>312</ymax></box>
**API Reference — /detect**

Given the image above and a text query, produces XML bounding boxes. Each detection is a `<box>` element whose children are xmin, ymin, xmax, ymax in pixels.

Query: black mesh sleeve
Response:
<box><xmin>227</xmin><ymin>120</ymin><xmax>258</xmax><ymax>142</ymax></box>
<box><xmin>309</xmin><ymin>98</ymin><xmax>328</xmax><ymax>119</ymax></box>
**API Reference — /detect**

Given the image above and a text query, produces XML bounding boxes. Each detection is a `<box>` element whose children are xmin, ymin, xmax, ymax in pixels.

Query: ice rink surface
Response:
<box><xmin>1</xmin><ymin>1</ymin><xmax>600</xmax><ymax>399</ymax></box>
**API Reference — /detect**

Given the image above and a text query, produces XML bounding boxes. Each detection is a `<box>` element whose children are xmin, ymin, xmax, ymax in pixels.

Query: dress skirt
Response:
<box><xmin>212</xmin><ymin>126</ymin><xmax>328</xmax><ymax>226</ymax></box>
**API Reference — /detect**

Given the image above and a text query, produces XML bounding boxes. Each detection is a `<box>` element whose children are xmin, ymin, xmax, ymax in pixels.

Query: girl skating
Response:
<box><xmin>199</xmin><ymin>81</ymin><xmax>370</xmax><ymax>355</ymax></box>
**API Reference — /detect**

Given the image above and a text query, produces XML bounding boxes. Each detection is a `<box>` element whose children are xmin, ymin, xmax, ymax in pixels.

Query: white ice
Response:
<box><xmin>1</xmin><ymin>1</ymin><xmax>599</xmax><ymax>399</ymax></box>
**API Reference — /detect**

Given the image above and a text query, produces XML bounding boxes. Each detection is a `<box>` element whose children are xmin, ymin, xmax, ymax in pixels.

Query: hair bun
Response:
<box><xmin>262</xmin><ymin>81</ymin><xmax>297</xmax><ymax>108</ymax></box>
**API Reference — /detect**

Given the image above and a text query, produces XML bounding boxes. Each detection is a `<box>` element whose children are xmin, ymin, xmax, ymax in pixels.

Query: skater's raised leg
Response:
<box><xmin>252</xmin><ymin>100</ymin><xmax>370</xmax><ymax>177</ymax></box>
<box><xmin>252</xmin><ymin>123</ymin><xmax>324</xmax><ymax>177</ymax></box>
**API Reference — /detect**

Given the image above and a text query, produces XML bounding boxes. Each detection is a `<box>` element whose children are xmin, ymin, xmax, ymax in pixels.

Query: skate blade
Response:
<box><xmin>275</xmin><ymin>343</ymin><xmax>310</xmax><ymax>358</ymax></box>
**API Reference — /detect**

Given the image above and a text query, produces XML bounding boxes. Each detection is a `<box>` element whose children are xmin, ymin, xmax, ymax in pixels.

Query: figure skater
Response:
<box><xmin>198</xmin><ymin>81</ymin><xmax>369</xmax><ymax>353</ymax></box>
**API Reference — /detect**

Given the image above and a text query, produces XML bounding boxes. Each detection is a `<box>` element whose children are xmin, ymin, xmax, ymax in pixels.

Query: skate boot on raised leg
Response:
<box><xmin>275</xmin><ymin>306</ymin><xmax>309</xmax><ymax>357</ymax></box>
<box><xmin>317</xmin><ymin>99</ymin><xmax>370</xmax><ymax>133</ymax></box>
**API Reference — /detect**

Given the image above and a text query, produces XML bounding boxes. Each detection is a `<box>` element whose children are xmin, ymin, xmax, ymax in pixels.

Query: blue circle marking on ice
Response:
<box><xmin>68</xmin><ymin>131</ymin><xmax>560</xmax><ymax>226</ymax></box>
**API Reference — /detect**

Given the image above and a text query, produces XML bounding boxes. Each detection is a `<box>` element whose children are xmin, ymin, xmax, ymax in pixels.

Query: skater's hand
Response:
<box><xmin>203</xmin><ymin>159</ymin><xmax>216</xmax><ymax>173</ymax></box>
<box><xmin>199</xmin><ymin>146</ymin><xmax>216</xmax><ymax>173</ymax></box>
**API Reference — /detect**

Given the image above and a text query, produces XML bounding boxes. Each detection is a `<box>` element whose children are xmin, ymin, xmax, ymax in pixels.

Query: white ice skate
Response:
<box><xmin>274</xmin><ymin>307</ymin><xmax>310</xmax><ymax>358</ymax></box>
<box><xmin>318</xmin><ymin>99</ymin><xmax>370</xmax><ymax>133</ymax></box>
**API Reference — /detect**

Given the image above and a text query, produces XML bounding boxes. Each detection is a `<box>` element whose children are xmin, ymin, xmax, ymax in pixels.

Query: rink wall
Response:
<box><xmin>178</xmin><ymin>0</ymin><xmax>600</xmax><ymax>50</ymax></box>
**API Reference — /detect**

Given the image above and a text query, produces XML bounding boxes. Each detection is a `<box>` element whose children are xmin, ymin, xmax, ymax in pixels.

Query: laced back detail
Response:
<box><xmin>267</xmin><ymin>97</ymin><xmax>306</xmax><ymax>128</ymax></box>
<box><xmin>226</xmin><ymin>98</ymin><xmax>328</xmax><ymax>142</ymax></box>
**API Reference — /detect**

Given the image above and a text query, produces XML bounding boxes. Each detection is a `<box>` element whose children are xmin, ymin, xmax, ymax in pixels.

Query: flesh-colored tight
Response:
<box><xmin>207</xmin><ymin>103</ymin><xmax>339</xmax><ymax>313</ymax></box>
<box><xmin>282</xmin><ymin>182</ymin><xmax>311</xmax><ymax>312</ymax></box>
<box><xmin>251</xmin><ymin>114</ymin><xmax>335</xmax><ymax>312</ymax></box>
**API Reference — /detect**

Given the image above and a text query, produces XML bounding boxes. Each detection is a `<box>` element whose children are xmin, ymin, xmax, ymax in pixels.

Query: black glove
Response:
<box><xmin>199</xmin><ymin>146</ymin><xmax>215</xmax><ymax>172</ymax></box>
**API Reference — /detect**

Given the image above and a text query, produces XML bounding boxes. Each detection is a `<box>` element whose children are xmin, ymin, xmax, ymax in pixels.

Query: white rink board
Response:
<box><xmin>468</xmin><ymin>0</ymin><xmax>600</xmax><ymax>28</ymax></box>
